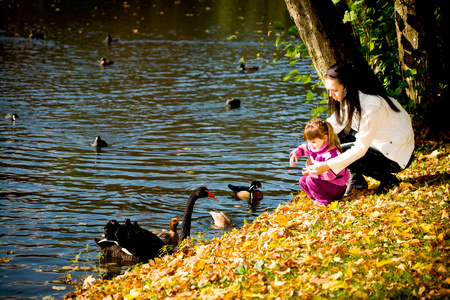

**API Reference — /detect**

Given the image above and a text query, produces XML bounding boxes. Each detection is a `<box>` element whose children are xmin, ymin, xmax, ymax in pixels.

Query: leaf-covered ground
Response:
<box><xmin>66</xmin><ymin>141</ymin><xmax>450</xmax><ymax>300</ymax></box>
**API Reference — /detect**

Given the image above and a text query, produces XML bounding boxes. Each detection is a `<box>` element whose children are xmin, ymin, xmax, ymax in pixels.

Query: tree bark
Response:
<box><xmin>283</xmin><ymin>0</ymin><xmax>380</xmax><ymax>87</ymax></box>
<box><xmin>395</xmin><ymin>0</ymin><xmax>441</xmax><ymax>107</ymax></box>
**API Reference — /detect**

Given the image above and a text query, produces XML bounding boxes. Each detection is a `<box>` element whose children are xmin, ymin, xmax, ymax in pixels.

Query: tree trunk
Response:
<box><xmin>394</xmin><ymin>0</ymin><xmax>440</xmax><ymax>107</ymax></box>
<box><xmin>395</xmin><ymin>0</ymin><xmax>449</xmax><ymax>137</ymax></box>
<box><xmin>436</xmin><ymin>2</ymin><xmax>450</xmax><ymax>83</ymax></box>
<box><xmin>283</xmin><ymin>0</ymin><xmax>380</xmax><ymax>87</ymax></box>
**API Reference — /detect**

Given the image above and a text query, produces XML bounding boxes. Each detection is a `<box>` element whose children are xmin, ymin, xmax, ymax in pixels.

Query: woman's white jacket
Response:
<box><xmin>326</xmin><ymin>91</ymin><xmax>414</xmax><ymax>174</ymax></box>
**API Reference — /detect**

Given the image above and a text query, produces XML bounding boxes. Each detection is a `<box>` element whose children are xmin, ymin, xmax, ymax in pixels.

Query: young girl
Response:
<box><xmin>290</xmin><ymin>118</ymin><xmax>349</xmax><ymax>206</ymax></box>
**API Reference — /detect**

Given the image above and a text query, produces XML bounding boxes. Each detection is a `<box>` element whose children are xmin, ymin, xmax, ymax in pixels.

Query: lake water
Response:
<box><xmin>0</xmin><ymin>0</ymin><xmax>323</xmax><ymax>298</ymax></box>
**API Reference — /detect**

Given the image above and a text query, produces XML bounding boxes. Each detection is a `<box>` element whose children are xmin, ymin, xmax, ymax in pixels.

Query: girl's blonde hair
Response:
<box><xmin>304</xmin><ymin>118</ymin><xmax>342</xmax><ymax>152</ymax></box>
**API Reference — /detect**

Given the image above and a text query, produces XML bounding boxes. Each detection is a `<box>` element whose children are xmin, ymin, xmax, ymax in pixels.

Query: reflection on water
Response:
<box><xmin>0</xmin><ymin>0</ymin><xmax>323</xmax><ymax>298</ymax></box>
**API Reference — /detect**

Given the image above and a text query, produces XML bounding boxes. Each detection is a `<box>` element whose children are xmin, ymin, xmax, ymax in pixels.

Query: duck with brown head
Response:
<box><xmin>150</xmin><ymin>218</ymin><xmax>179</xmax><ymax>246</ymax></box>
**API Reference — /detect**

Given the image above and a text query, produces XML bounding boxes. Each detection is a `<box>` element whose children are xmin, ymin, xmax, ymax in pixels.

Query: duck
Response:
<box><xmin>228</xmin><ymin>180</ymin><xmax>263</xmax><ymax>202</ymax></box>
<box><xmin>91</xmin><ymin>136</ymin><xmax>108</xmax><ymax>148</ymax></box>
<box><xmin>29</xmin><ymin>30</ymin><xmax>44</xmax><ymax>39</ymax></box>
<box><xmin>226</xmin><ymin>98</ymin><xmax>241</xmax><ymax>108</ymax></box>
<box><xmin>94</xmin><ymin>187</ymin><xmax>217</xmax><ymax>262</ymax></box>
<box><xmin>150</xmin><ymin>218</ymin><xmax>179</xmax><ymax>246</ymax></box>
<box><xmin>209</xmin><ymin>209</ymin><xmax>234</xmax><ymax>229</ymax></box>
<box><xmin>4</xmin><ymin>113</ymin><xmax>19</xmax><ymax>122</ymax></box>
<box><xmin>99</xmin><ymin>57</ymin><xmax>114</xmax><ymax>66</ymax></box>
<box><xmin>106</xmin><ymin>34</ymin><xmax>119</xmax><ymax>43</ymax></box>
<box><xmin>239</xmin><ymin>63</ymin><xmax>260</xmax><ymax>72</ymax></box>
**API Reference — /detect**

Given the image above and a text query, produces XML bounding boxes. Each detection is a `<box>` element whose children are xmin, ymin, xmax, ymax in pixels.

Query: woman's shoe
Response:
<box><xmin>375</xmin><ymin>175</ymin><xmax>400</xmax><ymax>194</ymax></box>
<box><xmin>344</xmin><ymin>172</ymin><xmax>368</xmax><ymax>196</ymax></box>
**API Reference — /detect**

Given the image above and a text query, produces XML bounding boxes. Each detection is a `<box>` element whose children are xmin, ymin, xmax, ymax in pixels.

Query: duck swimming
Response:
<box><xmin>226</xmin><ymin>98</ymin><xmax>241</xmax><ymax>108</ymax></box>
<box><xmin>239</xmin><ymin>63</ymin><xmax>260</xmax><ymax>72</ymax></box>
<box><xmin>106</xmin><ymin>34</ymin><xmax>119</xmax><ymax>43</ymax></box>
<box><xmin>99</xmin><ymin>57</ymin><xmax>114</xmax><ymax>66</ymax></box>
<box><xmin>150</xmin><ymin>218</ymin><xmax>179</xmax><ymax>246</ymax></box>
<box><xmin>91</xmin><ymin>136</ymin><xmax>108</xmax><ymax>148</ymax></box>
<box><xmin>4</xmin><ymin>113</ymin><xmax>19</xmax><ymax>122</ymax></box>
<box><xmin>228</xmin><ymin>180</ymin><xmax>263</xmax><ymax>202</ymax></box>
<box><xmin>209</xmin><ymin>210</ymin><xmax>234</xmax><ymax>229</ymax></box>
<box><xmin>29</xmin><ymin>30</ymin><xmax>44</xmax><ymax>39</ymax></box>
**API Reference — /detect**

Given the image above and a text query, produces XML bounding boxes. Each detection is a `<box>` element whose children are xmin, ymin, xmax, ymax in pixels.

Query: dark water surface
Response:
<box><xmin>0</xmin><ymin>0</ymin><xmax>322</xmax><ymax>298</ymax></box>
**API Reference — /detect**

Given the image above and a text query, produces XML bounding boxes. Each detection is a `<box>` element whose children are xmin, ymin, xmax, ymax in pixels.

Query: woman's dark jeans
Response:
<box><xmin>342</xmin><ymin>143</ymin><xmax>404</xmax><ymax>175</ymax></box>
<box><xmin>339</xmin><ymin>131</ymin><xmax>413</xmax><ymax>180</ymax></box>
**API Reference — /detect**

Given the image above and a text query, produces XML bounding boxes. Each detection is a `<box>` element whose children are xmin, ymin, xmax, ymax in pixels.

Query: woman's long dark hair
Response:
<box><xmin>325</xmin><ymin>62</ymin><xmax>400</xmax><ymax>133</ymax></box>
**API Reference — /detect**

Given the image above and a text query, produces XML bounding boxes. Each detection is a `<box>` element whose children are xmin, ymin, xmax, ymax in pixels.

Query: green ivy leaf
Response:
<box><xmin>288</xmin><ymin>25</ymin><xmax>299</xmax><ymax>36</ymax></box>
<box><xmin>405</xmin><ymin>69</ymin><xmax>417</xmax><ymax>77</ymax></box>
<box><xmin>283</xmin><ymin>43</ymin><xmax>292</xmax><ymax>50</ymax></box>
<box><xmin>293</xmin><ymin>75</ymin><xmax>303</xmax><ymax>83</ymax></box>
<box><xmin>302</xmin><ymin>74</ymin><xmax>312</xmax><ymax>84</ymax></box>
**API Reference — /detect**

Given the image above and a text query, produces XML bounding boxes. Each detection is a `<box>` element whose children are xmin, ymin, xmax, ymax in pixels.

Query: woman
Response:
<box><xmin>304</xmin><ymin>62</ymin><xmax>414</xmax><ymax>195</ymax></box>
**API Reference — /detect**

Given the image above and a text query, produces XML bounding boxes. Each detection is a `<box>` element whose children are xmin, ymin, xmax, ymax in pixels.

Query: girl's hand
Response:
<box><xmin>289</xmin><ymin>153</ymin><xmax>298</xmax><ymax>167</ymax></box>
<box><xmin>304</xmin><ymin>162</ymin><xmax>330</xmax><ymax>175</ymax></box>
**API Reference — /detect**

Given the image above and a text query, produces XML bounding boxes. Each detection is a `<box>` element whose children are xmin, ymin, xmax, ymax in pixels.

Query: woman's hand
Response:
<box><xmin>304</xmin><ymin>162</ymin><xmax>330</xmax><ymax>175</ymax></box>
<box><xmin>289</xmin><ymin>153</ymin><xmax>298</xmax><ymax>167</ymax></box>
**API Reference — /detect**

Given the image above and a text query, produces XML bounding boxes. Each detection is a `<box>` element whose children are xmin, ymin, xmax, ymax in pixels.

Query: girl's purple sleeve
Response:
<box><xmin>290</xmin><ymin>144</ymin><xmax>309</xmax><ymax>158</ymax></box>
<box><xmin>310</xmin><ymin>148</ymin><xmax>339</xmax><ymax>181</ymax></box>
